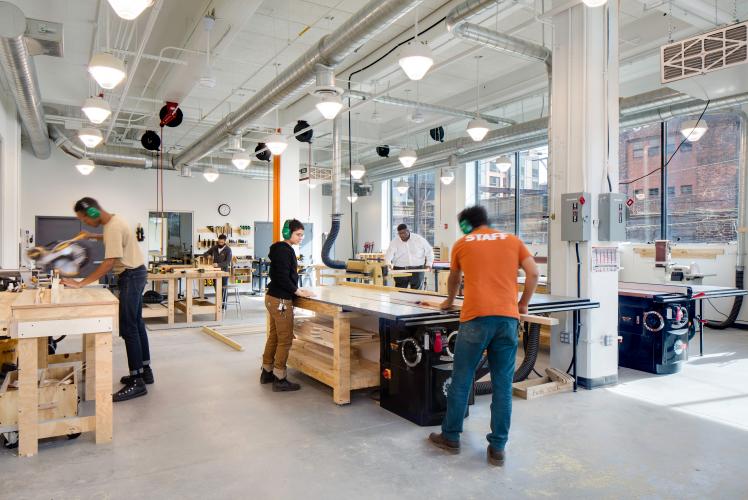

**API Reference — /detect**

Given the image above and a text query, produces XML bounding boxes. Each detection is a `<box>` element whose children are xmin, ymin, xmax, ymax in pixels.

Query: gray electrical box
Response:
<box><xmin>561</xmin><ymin>192</ymin><xmax>591</xmax><ymax>242</ymax></box>
<box><xmin>598</xmin><ymin>193</ymin><xmax>627</xmax><ymax>241</ymax></box>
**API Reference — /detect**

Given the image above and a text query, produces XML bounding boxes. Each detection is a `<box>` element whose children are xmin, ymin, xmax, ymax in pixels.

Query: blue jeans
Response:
<box><xmin>118</xmin><ymin>266</ymin><xmax>150</xmax><ymax>374</ymax></box>
<box><xmin>441</xmin><ymin>316</ymin><xmax>518</xmax><ymax>450</ymax></box>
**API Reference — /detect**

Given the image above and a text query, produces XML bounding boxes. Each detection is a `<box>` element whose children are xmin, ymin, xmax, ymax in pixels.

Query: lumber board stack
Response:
<box><xmin>294</xmin><ymin>319</ymin><xmax>378</xmax><ymax>349</ymax></box>
<box><xmin>512</xmin><ymin>368</ymin><xmax>574</xmax><ymax>400</ymax></box>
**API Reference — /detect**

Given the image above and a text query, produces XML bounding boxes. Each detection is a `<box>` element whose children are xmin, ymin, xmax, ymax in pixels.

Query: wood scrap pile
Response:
<box><xmin>512</xmin><ymin>368</ymin><xmax>574</xmax><ymax>400</ymax></box>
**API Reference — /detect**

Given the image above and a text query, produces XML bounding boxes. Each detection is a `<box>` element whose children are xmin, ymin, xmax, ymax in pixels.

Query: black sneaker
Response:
<box><xmin>260</xmin><ymin>368</ymin><xmax>275</xmax><ymax>385</ymax></box>
<box><xmin>113</xmin><ymin>378</ymin><xmax>148</xmax><ymax>402</ymax></box>
<box><xmin>428</xmin><ymin>433</ymin><xmax>461</xmax><ymax>454</ymax></box>
<box><xmin>272</xmin><ymin>377</ymin><xmax>300</xmax><ymax>392</ymax></box>
<box><xmin>487</xmin><ymin>445</ymin><xmax>506</xmax><ymax>466</ymax></box>
<box><xmin>120</xmin><ymin>366</ymin><xmax>154</xmax><ymax>385</ymax></box>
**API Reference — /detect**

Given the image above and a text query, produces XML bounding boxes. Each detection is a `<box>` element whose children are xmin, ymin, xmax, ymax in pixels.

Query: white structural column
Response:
<box><xmin>0</xmin><ymin>90</ymin><xmax>20</xmax><ymax>269</ymax></box>
<box><xmin>548</xmin><ymin>1</ymin><xmax>620</xmax><ymax>388</ymax></box>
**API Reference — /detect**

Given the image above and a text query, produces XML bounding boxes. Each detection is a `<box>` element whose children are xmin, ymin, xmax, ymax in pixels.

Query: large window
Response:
<box><xmin>619</xmin><ymin>112</ymin><xmax>741</xmax><ymax>243</ymax></box>
<box><xmin>475</xmin><ymin>146</ymin><xmax>549</xmax><ymax>246</ymax></box>
<box><xmin>390</xmin><ymin>172</ymin><xmax>435</xmax><ymax>245</ymax></box>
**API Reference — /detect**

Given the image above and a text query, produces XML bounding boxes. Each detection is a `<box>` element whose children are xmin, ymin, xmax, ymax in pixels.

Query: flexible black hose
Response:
<box><xmin>513</xmin><ymin>323</ymin><xmax>540</xmax><ymax>382</ymax></box>
<box><xmin>322</xmin><ymin>217</ymin><xmax>346</xmax><ymax>269</ymax></box>
<box><xmin>474</xmin><ymin>322</ymin><xmax>542</xmax><ymax>395</ymax></box>
<box><xmin>705</xmin><ymin>269</ymin><xmax>744</xmax><ymax>330</ymax></box>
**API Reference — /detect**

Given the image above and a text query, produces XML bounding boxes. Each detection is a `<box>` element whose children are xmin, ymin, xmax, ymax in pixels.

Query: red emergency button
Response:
<box><xmin>579</xmin><ymin>195</ymin><xmax>586</xmax><ymax>205</ymax></box>
<box><xmin>382</xmin><ymin>369</ymin><xmax>392</xmax><ymax>380</ymax></box>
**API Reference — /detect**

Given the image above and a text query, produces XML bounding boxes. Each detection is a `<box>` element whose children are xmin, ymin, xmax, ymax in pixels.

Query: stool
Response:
<box><xmin>223</xmin><ymin>284</ymin><xmax>242</xmax><ymax>318</ymax></box>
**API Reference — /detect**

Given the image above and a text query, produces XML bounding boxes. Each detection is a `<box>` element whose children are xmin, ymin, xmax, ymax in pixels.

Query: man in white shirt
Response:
<box><xmin>385</xmin><ymin>224</ymin><xmax>434</xmax><ymax>289</ymax></box>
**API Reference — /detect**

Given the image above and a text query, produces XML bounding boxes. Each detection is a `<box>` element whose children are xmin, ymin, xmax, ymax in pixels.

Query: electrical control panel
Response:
<box><xmin>598</xmin><ymin>193</ymin><xmax>627</xmax><ymax>241</ymax></box>
<box><xmin>561</xmin><ymin>192</ymin><xmax>591</xmax><ymax>242</ymax></box>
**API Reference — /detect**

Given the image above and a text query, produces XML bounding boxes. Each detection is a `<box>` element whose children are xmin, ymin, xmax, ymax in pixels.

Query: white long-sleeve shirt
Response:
<box><xmin>385</xmin><ymin>233</ymin><xmax>434</xmax><ymax>268</ymax></box>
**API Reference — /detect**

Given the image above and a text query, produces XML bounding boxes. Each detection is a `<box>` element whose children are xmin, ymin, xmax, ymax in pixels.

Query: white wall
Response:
<box><xmin>19</xmin><ymin>144</ymin><xmax>328</xmax><ymax>265</ymax></box>
<box><xmin>0</xmin><ymin>89</ymin><xmax>21</xmax><ymax>268</ymax></box>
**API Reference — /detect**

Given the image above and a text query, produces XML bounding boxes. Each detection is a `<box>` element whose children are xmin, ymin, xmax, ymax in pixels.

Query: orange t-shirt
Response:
<box><xmin>451</xmin><ymin>227</ymin><xmax>532</xmax><ymax>322</ymax></box>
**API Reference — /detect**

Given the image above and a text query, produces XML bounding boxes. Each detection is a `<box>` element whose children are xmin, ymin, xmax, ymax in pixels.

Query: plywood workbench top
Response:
<box><xmin>11</xmin><ymin>287</ymin><xmax>118</xmax><ymax>310</ymax></box>
<box><xmin>147</xmin><ymin>270</ymin><xmax>229</xmax><ymax>279</ymax></box>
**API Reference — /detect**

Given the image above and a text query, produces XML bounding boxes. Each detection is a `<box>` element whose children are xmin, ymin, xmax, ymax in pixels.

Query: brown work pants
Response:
<box><xmin>262</xmin><ymin>295</ymin><xmax>295</xmax><ymax>379</ymax></box>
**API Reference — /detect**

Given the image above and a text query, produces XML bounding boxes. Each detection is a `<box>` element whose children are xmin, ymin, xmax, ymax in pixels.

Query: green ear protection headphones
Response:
<box><xmin>459</xmin><ymin>219</ymin><xmax>473</xmax><ymax>235</ymax></box>
<box><xmin>282</xmin><ymin>219</ymin><xmax>292</xmax><ymax>240</ymax></box>
<box><xmin>80</xmin><ymin>200</ymin><xmax>101</xmax><ymax>219</ymax></box>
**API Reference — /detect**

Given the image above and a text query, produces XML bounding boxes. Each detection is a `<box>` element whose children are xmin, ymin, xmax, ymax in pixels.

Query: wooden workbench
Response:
<box><xmin>6</xmin><ymin>288</ymin><xmax>118</xmax><ymax>457</ymax></box>
<box><xmin>145</xmin><ymin>269</ymin><xmax>228</xmax><ymax>324</ymax></box>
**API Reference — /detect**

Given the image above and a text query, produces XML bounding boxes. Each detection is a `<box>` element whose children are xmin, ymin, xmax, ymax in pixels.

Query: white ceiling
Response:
<box><xmin>7</xmin><ymin>0</ymin><xmax>748</xmax><ymax>165</ymax></box>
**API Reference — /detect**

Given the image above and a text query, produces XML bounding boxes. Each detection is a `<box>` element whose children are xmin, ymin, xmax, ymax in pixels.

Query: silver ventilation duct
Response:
<box><xmin>446</xmin><ymin>0</ymin><xmax>552</xmax><ymax>64</ymax></box>
<box><xmin>366</xmin><ymin>91</ymin><xmax>748</xmax><ymax>179</ymax></box>
<box><xmin>49</xmin><ymin>125</ymin><xmax>269</xmax><ymax>178</ymax></box>
<box><xmin>345</xmin><ymin>89</ymin><xmax>515</xmax><ymax>126</ymax></box>
<box><xmin>0</xmin><ymin>2</ymin><xmax>51</xmax><ymax>159</ymax></box>
<box><xmin>172</xmin><ymin>0</ymin><xmax>421</xmax><ymax>168</ymax></box>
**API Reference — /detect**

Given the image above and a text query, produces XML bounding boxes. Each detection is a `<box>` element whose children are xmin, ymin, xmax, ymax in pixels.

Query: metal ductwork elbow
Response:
<box><xmin>0</xmin><ymin>2</ymin><xmax>51</xmax><ymax>159</ymax></box>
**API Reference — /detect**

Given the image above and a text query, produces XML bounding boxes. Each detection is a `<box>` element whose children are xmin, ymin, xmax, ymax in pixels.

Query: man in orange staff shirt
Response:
<box><xmin>428</xmin><ymin>205</ymin><xmax>539</xmax><ymax>467</ymax></box>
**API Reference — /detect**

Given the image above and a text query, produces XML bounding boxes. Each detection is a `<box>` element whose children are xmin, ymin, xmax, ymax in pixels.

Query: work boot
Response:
<box><xmin>260</xmin><ymin>368</ymin><xmax>275</xmax><ymax>385</ymax></box>
<box><xmin>428</xmin><ymin>433</ymin><xmax>460</xmax><ymax>454</ymax></box>
<box><xmin>487</xmin><ymin>445</ymin><xmax>506</xmax><ymax>466</ymax></box>
<box><xmin>272</xmin><ymin>377</ymin><xmax>300</xmax><ymax>392</ymax></box>
<box><xmin>113</xmin><ymin>377</ymin><xmax>147</xmax><ymax>402</ymax></box>
<box><xmin>120</xmin><ymin>366</ymin><xmax>154</xmax><ymax>385</ymax></box>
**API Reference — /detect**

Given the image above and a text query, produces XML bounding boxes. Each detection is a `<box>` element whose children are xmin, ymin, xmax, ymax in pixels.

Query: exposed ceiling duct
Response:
<box><xmin>0</xmin><ymin>2</ymin><xmax>52</xmax><ymax>159</ymax></box>
<box><xmin>345</xmin><ymin>89</ymin><xmax>516</xmax><ymax>126</ymax></box>
<box><xmin>446</xmin><ymin>0</ymin><xmax>552</xmax><ymax>65</ymax></box>
<box><xmin>48</xmin><ymin>125</ymin><xmax>270</xmax><ymax>179</ymax></box>
<box><xmin>172</xmin><ymin>0</ymin><xmax>422</xmax><ymax>168</ymax></box>
<box><xmin>366</xmin><ymin>90</ymin><xmax>748</xmax><ymax>180</ymax></box>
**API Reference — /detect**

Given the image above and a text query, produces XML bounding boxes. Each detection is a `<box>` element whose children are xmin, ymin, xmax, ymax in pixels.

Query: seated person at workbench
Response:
<box><xmin>260</xmin><ymin>219</ymin><xmax>313</xmax><ymax>392</ymax></box>
<box><xmin>385</xmin><ymin>224</ymin><xmax>434</xmax><ymax>289</ymax></box>
<box><xmin>61</xmin><ymin>197</ymin><xmax>153</xmax><ymax>403</ymax></box>
<box><xmin>202</xmin><ymin>234</ymin><xmax>232</xmax><ymax>310</ymax></box>
<box><xmin>429</xmin><ymin>205</ymin><xmax>538</xmax><ymax>467</ymax></box>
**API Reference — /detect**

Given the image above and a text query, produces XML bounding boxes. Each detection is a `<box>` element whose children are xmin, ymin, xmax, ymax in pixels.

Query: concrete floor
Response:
<box><xmin>2</xmin><ymin>296</ymin><xmax>748</xmax><ymax>499</ymax></box>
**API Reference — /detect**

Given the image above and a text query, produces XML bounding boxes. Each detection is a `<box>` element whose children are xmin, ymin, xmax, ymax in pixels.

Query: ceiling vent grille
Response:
<box><xmin>661</xmin><ymin>21</ymin><xmax>747</xmax><ymax>84</ymax></box>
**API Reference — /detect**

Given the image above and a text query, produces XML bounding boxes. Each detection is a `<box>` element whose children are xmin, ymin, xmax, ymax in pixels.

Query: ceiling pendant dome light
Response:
<box><xmin>88</xmin><ymin>53</ymin><xmax>126</xmax><ymax>90</ymax></box>
<box><xmin>78</xmin><ymin>128</ymin><xmax>103</xmax><ymax>148</ymax></box>
<box><xmin>396</xmin><ymin>179</ymin><xmax>409</xmax><ymax>194</ymax></box>
<box><xmin>399</xmin><ymin>42</ymin><xmax>434</xmax><ymax>81</ymax></box>
<box><xmin>106</xmin><ymin>0</ymin><xmax>154</xmax><ymax>20</ymax></box>
<box><xmin>350</xmin><ymin>164</ymin><xmax>366</xmax><ymax>180</ymax></box>
<box><xmin>203</xmin><ymin>166</ymin><xmax>219</xmax><ymax>182</ymax></box>
<box><xmin>347</xmin><ymin>193</ymin><xmax>359</xmax><ymax>203</ymax></box>
<box><xmin>398</xmin><ymin>148</ymin><xmax>417</xmax><ymax>168</ymax></box>
<box><xmin>440</xmin><ymin>169</ymin><xmax>455</xmax><ymax>185</ymax></box>
<box><xmin>467</xmin><ymin>56</ymin><xmax>490</xmax><ymax>142</ymax></box>
<box><xmin>496</xmin><ymin>155</ymin><xmax>513</xmax><ymax>172</ymax></box>
<box><xmin>81</xmin><ymin>96</ymin><xmax>111</xmax><ymax>124</ymax></box>
<box><xmin>265</xmin><ymin>129</ymin><xmax>288</xmax><ymax>156</ymax></box>
<box><xmin>232</xmin><ymin>151</ymin><xmax>251</xmax><ymax>170</ymax></box>
<box><xmin>680</xmin><ymin>119</ymin><xmax>708</xmax><ymax>142</ymax></box>
<box><xmin>316</xmin><ymin>94</ymin><xmax>344</xmax><ymax>120</ymax></box>
<box><xmin>75</xmin><ymin>158</ymin><xmax>95</xmax><ymax>176</ymax></box>
<box><xmin>582</xmin><ymin>0</ymin><xmax>607</xmax><ymax>6</ymax></box>
<box><xmin>466</xmin><ymin>118</ymin><xmax>490</xmax><ymax>142</ymax></box>
<box><xmin>398</xmin><ymin>8</ymin><xmax>433</xmax><ymax>81</ymax></box>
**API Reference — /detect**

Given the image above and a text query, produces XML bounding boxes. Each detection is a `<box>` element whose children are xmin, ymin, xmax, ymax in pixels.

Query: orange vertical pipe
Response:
<box><xmin>273</xmin><ymin>155</ymin><xmax>281</xmax><ymax>241</ymax></box>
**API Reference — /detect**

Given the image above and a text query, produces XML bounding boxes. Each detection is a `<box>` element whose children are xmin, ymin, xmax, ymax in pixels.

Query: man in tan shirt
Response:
<box><xmin>62</xmin><ymin>197</ymin><xmax>151</xmax><ymax>402</ymax></box>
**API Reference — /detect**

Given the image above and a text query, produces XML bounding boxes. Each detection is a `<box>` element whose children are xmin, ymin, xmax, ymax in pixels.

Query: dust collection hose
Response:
<box><xmin>706</xmin><ymin>269</ymin><xmax>744</xmax><ymax>330</ymax></box>
<box><xmin>474</xmin><ymin>322</ymin><xmax>540</xmax><ymax>396</ymax></box>
<box><xmin>322</xmin><ymin>216</ymin><xmax>346</xmax><ymax>269</ymax></box>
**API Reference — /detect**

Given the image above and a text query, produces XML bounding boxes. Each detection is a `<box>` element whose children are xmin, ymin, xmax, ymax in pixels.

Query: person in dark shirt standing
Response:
<box><xmin>203</xmin><ymin>234</ymin><xmax>232</xmax><ymax>310</ymax></box>
<box><xmin>260</xmin><ymin>219</ymin><xmax>313</xmax><ymax>391</ymax></box>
